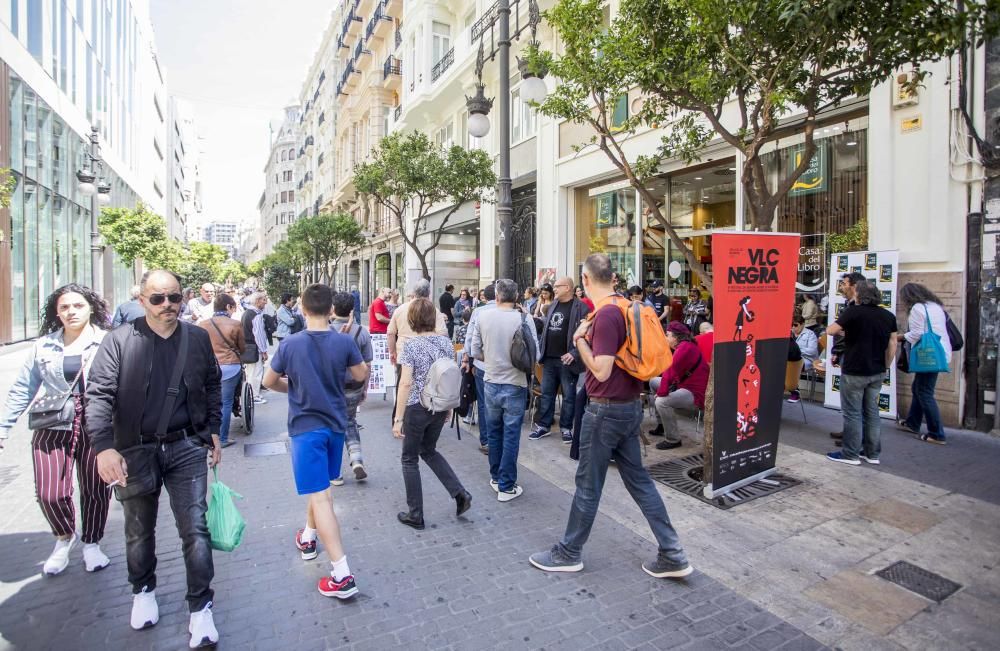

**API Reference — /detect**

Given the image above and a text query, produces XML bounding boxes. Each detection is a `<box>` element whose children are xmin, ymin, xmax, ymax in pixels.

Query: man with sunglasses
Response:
<box><xmin>87</xmin><ymin>269</ymin><xmax>223</xmax><ymax>649</ymax></box>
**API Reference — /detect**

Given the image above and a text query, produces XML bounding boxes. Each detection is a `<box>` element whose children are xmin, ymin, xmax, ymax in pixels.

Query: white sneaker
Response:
<box><xmin>43</xmin><ymin>533</ymin><xmax>77</xmax><ymax>575</ymax></box>
<box><xmin>83</xmin><ymin>543</ymin><xmax>110</xmax><ymax>572</ymax></box>
<box><xmin>498</xmin><ymin>485</ymin><xmax>524</xmax><ymax>502</ymax></box>
<box><xmin>130</xmin><ymin>587</ymin><xmax>159</xmax><ymax>630</ymax></box>
<box><xmin>859</xmin><ymin>455</ymin><xmax>881</xmax><ymax>465</ymax></box>
<box><xmin>253</xmin><ymin>397</ymin><xmax>267</xmax><ymax>405</ymax></box>
<box><xmin>489</xmin><ymin>479</ymin><xmax>499</xmax><ymax>493</ymax></box>
<box><xmin>189</xmin><ymin>602</ymin><xmax>219</xmax><ymax>648</ymax></box>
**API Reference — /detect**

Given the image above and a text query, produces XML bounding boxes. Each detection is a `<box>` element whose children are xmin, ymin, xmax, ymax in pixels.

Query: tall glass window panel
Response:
<box><xmin>395</xmin><ymin>253</ymin><xmax>405</xmax><ymax>292</ymax></box>
<box><xmin>37</xmin><ymin>101</ymin><xmax>53</xmax><ymax>189</ymax></box>
<box><xmin>24</xmin><ymin>182</ymin><xmax>40</xmax><ymax>335</ymax></box>
<box><xmin>431</xmin><ymin>21</ymin><xmax>451</xmax><ymax>65</ymax></box>
<box><xmin>51</xmin><ymin>113</ymin><xmax>68</xmax><ymax>195</ymax></box>
<box><xmin>10</xmin><ymin>181</ymin><xmax>27</xmax><ymax>341</ymax></box>
<box><xmin>375</xmin><ymin>253</ymin><xmax>391</xmax><ymax>292</ymax></box>
<box><xmin>38</xmin><ymin>188</ymin><xmax>54</xmax><ymax>302</ymax></box>
<box><xmin>10</xmin><ymin>74</ymin><xmax>24</xmax><ymax>173</ymax></box>
<box><xmin>663</xmin><ymin>161</ymin><xmax>738</xmax><ymax>293</ymax></box>
<box><xmin>574</xmin><ymin>184</ymin><xmax>638</xmax><ymax>288</ymax></box>
<box><xmin>27</xmin><ymin>0</ymin><xmax>43</xmax><ymax>62</ymax></box>
<box><xmin>53</xmin><ymin>194</ymin><xmax>69</xmax><ymax>286</ymax></box>
<box><xmin>23</xmin><ymin>86</ymin><xmax>38</xmax><ymax>181</ymax></box>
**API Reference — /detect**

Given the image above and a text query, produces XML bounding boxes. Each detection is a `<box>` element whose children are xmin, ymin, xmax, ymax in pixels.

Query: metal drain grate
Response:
<box><xmin>244</xmin><ymin>441</ymin><xmax>289</xmax><ymax>457</ymax></box>
<box><xmin>0</xmin><ymin>466</ymin><xmax>18</xmax><ymax>491</ymax></box>
<box><xmin>647</xmin><ymin>453</ymin><xmax>802</xmax><ymax>510</ymax></box>
<box><xmin>876</xmin><ymin>561</ymin><xmax>962</xmax><ymax>602</ymax></box>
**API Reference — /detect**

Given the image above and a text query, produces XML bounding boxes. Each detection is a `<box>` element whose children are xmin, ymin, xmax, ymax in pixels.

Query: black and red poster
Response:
<box><xmin>707</xmin><ymin>233</ymin><xmax>799</xmax><ymax>497</ymax></box>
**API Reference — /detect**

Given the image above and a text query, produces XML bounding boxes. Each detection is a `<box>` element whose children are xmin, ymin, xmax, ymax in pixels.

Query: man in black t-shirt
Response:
<box><xmin>439</xmin><ymin>284</ymin><xmax>456</xmax><ymax>339</ymax></box>
<box><xmin>529</xmin><ymin>277</ymin><xmax>591</xmax><ymax>444</ymax></box>
<box><xmin>825</xmin><ymin>281</ymin><xmax>897</xmax><ymax>466</ymax></box>
<box><xmin>646</xmin><ymin>280</ymin><xmax>670</xmax><ymax>329</ymax></box>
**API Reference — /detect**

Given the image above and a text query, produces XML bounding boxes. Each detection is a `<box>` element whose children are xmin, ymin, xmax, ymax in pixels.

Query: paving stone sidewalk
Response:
<box><xmin>0</xmin><ymin>380</ymin><xmax>823</xmax><ymax>651</ymax></box>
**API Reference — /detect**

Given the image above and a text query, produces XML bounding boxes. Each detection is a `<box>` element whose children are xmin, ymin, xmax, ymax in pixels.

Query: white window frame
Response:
<box><xmin>431</xmin><ymin>21</ymin><xmax>451</xmax><ymax>65</ymax></box>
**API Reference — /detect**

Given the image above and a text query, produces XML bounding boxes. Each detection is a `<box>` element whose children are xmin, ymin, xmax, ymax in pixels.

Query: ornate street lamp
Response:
<box><xmin>465</xmin><ymin>0</ymin><xmax>548</xmax><ymax>279</ymax></box>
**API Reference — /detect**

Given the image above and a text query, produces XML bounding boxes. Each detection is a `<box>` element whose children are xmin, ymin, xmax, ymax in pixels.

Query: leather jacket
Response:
<box><xmin>85</xmin><ymin>318</ymin><xmax>222</xmax><ymax>453</ymax></box>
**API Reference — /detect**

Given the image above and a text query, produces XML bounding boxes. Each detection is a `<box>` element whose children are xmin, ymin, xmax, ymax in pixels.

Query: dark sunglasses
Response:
<box><xmin>146</xmin><ymin>293</ymin><xmax>183</xmax><ymax>306</ymax></box>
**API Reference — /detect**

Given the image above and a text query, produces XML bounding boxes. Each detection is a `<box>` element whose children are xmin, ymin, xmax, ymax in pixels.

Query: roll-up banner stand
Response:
<box><xmin>706</xmin><ymin>232</ymin><xmax>799</xmax><ymax>499</ymax></box>
<box><xmin>823</xmin><ymin>250</ymin><xmax>899</xmax><ymax>419</ymax></box>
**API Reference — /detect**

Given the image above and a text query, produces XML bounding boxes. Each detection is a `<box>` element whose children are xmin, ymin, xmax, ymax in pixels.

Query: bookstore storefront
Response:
<box><xmin>571</xmin><ymin>115</ymin><xmax>868</xmax><ymax>303</ymax></box>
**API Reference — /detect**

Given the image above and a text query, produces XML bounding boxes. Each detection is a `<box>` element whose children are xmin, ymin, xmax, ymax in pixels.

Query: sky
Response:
<box><xmin>149</xmin><ymin>0</ymin><xmax>333</xmax><ymax>230</ymax></box>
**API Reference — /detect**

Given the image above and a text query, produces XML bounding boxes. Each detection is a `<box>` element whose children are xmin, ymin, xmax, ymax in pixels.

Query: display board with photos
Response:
<box><xmin>367</xmin><ymin>334</ymin><xmax>396</xmax><ymax>394</ymax></box>
<box><xmin>823</xmin><ymin>250</ymin><xmax>899</xmax><ymax>419</ymax></box>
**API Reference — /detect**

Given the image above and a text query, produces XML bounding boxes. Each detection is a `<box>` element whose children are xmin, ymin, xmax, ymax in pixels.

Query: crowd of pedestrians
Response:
<box><xmin>0</xmin><ymin>249</ymin><xmax>964</xmax><ymax>648</ymax></box>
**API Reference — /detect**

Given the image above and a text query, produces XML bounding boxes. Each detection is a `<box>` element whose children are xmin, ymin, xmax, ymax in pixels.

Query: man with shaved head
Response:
<box><xmin>184</xmin><ymin>283</ymin><xmax>217</xmax><ymax>323</ymax></box>
<box><xmin>530</xmin><ymin>277</ymin><xmax>590</xmax><ymax>445</ymax></box>
<box><xmin>86</xmin><ymin>269</ymin><xmax>223</xmax><ymax>648</ymax></box>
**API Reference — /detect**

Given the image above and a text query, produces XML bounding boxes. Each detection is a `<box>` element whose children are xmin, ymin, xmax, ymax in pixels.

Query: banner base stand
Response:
<box><xmin>703</xmin><ymin>468</ymin><xmax>777</xmax><ymax>500</ymax></box>
<box><xmin>647</xmin><ymin>454</ymin><xmax>802</xmax><ymax>510</ymax></box>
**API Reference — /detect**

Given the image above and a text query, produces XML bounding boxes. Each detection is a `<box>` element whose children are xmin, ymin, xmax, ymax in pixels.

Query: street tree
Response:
<box><xmin>97</xmin><ymin>203</ymin><xmax>169</xmax><ymax>278</ymax></box>
<box><xmin>538</xmin><ymin>0</ymin><xmax>999</xmax><ymax>283</ymax></box>
<box><xmin>217</xmin><ymin>259</ymin><xmax>249</xmax><ymax>286</ymax></box>
<box><xmin>286</xmin><ymin>212</ymin><xmax>365</xmax><ymax>286</ymax></box>
<box><xmin>354</xmin><ymin>131</ymin><xmax>496</xmax><ymax>281</ymax></box>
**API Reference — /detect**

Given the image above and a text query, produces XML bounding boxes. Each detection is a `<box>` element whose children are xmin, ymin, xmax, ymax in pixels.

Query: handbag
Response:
<box><xmin>909</xmin><ymin>305</ymin><xmax>950</xmax><ymax>374</ymax></box>
<box><xmin>27</xmin><ymin>363</ymin><xmax>86</xmax><ymax>431</ymax></box>
<box><xmin>208</xmin><ymin>317</ymin><xmax>255</xmax><ymax>365</ymax></box>
<box><xmin>945</xmin><ymin>313</ymin><xmax>964</xmax><ymax>352</ymax></box>
<box><xmin>115</xmin><ymin>324</ymin><xmax>190</xmax><ymax>501</ymax></box>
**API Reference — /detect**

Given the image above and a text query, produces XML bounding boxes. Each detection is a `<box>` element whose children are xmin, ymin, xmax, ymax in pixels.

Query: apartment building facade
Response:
<box><xmin>261</xmin><ymin>103</ymin><xmax>299</xmax><ymax>255</ymax></box>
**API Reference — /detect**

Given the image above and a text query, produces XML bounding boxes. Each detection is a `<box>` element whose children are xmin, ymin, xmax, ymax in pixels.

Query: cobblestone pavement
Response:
<box><xmin>0</xmin><ymin>365</ymin><xmax>824</xmax><ymax>650</ymax></box>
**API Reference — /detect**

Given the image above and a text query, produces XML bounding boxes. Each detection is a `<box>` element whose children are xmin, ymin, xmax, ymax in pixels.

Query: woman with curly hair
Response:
<box><xmin>0</xmin><ymin>284</ymin><xmax>113</xmax><ymax>575</ymax></box>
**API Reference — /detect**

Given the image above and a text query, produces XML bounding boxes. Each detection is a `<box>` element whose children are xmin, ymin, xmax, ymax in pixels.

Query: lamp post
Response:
<box><xmin>76</xmin><ymin>125</ymin><xmax>111</xmax><ymax>293</ymax></box>
<box><xmin>466</xmin><ymin>0</ymin><xmax>546</xmax><ymax>280</ymax></box>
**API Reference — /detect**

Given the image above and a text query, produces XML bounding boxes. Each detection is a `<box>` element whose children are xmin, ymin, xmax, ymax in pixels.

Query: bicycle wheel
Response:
<box><xmin>242</xmin><ymin>377</ymin><xmax>255</xmax><ymax>434</ymax></box>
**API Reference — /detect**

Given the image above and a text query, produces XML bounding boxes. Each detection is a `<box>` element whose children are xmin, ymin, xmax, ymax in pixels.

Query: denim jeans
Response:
<box><xmin>840</xmin><ymin>373</ymin><xmax>884</xmax><ymax>460</ymax></box>
<box><xmin>401</xmin><ymin>404</ymin><xmax>464</xmax><ymax>519</ymax></box>
<box><xmin>558</xmin><ymin>400</ymin><xmax>687</xmax><ymax>564</ymax></box>
<box><xmin>474</xmin><ymin>367</ymin><xmax>489</xmax><ymax>446</ymax></box>
<box><xmin>343</xmin><ymin>392</ymin><xmax>364</xmax><ymax>466</ymax></box>
<box><xmin>905</xmin><ymin>372</ymin><xmax>944</xmax><ymax>439</ymax></box>
<box><xmin>484</xmin><ymin>382</ymin><xmax>527</xmax><ymax>491</ymax></box>
<box><xmin>122</xmin><ymin>438</ymin><xmax>214</xmax><ymax>612</ymax></box>
<box><xmin>534</xmin><ymin>357</ymin><xmax>579</xmax><ymax>432</ymax></box>
<box><xmin>219</xmin><ymin>372</ymin><xmax>241</xmax><ymax>443</ymax></box>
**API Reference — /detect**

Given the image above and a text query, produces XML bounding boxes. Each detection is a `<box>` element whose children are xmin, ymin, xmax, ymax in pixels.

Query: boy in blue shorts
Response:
<box><xmin>263</xmin><ymin>284</ymin><xmax>367</xmax><ymax>598</ymax></box>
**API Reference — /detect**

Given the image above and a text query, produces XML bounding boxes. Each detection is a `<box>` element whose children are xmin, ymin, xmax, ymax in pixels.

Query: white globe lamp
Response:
<box><xmin>469</xmin><ymin>112</ymin><xmax>491</xmax><ymax>138</ymax></box>
<box><xmin>520</xmin><ymin>75</ymin><xmax>548</xmax><ymax>105</ymax></box>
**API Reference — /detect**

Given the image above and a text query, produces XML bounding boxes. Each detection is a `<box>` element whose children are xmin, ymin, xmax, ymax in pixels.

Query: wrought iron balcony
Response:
<box><xmin>383</xmin><ymin>55</ymin><xmax>401</xmax><ymax>80</ymax></box>
<box><xmin>353</xmin><ymin>40</ymin><xmax>371</xmax><ymax>62</ymax></box>
<box><xmin>366</xmin><ymin>5</ymin><xmax>393</xmax><ymax>41</ymax></box>
<box><xmin>394</xmin><ymin>104</ymin><xmax>402</xmax><ymax>121</ymax></box>
<box><xmin>304</xmin><ymin>135</ymin><xmax>315</xmax><ymax>148</ymax></box>
<box><xmin>394</xmin><ymin>27</ymin><xmax>402</xmax><ymax>50</ymax></box>
<box><xmin>472</xmin><ymin>2</ymin><xmax>500</xmax><ymax>43</ymax></box>
<box><xmin>431</xmin><ymin>47</ymin><xmax>455</xmax><ymax>82</ymax></box>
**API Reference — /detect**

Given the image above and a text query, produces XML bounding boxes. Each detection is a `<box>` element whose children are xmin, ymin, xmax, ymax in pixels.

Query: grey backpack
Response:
<box><xmin>420</xmin><ymin>345</ymin><xmax>463</xmax><ymax>413</ymax></box>
<box><xmin>510</xmin><ymin>312</ymin><xmax>537</xmax><ymax>373</ymax></box>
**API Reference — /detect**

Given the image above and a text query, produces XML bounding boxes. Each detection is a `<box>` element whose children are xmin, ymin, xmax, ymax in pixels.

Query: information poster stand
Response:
<box><xmin>823</xmin><ymin>250</ymin><xmax>899</xmax><ymax>420</ymax></box>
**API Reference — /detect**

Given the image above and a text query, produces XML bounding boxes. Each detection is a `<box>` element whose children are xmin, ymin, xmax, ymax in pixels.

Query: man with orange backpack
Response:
<box><xmin>529</xmin><ymin>254</ymin><xmax>691</xmax><ymax>579</ymax></box>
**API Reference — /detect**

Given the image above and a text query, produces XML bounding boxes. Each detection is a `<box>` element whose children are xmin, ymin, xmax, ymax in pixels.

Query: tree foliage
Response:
<box><xmin>829</xmin><ymin>218</ymin><xmax>869</xmax><ymax>254</ymax></box>
<box><xmin>97</xmin><ymin>202</ymin><xmax>169</xmax><ymax>273</ymax></box>
<box><xmin>354</xmin><ymin>131</ymin><xmax>496</xmax><ymax>281</ymax></box>
<box><xmin>285</xmin><ymin>212</ymin><xmax>366</xmax><ymax>285</ymax></box>
<box><xmin>218</xmin><ymin>259</ymin><xmax>249</xmax><ymax>286</ymax></box>
<box><xmin>539</xmin><ymin>0</ymin><xmax>999</xmax><ymax>282</ymax></box>
<box><xmin>261</xmin><ymin>262</ymin><xmax>298</xmax><ymax>303</ymax></box>
<box><xmin>0</xmin><ymin>168</ymin><xmax>15</xmax><ymax>209</ymax></box>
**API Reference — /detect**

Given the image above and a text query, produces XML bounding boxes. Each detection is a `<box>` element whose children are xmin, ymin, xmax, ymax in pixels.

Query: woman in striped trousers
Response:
<box><xmin>0</xmin><ymin>284</ymin><xmax>113</xmax><ymax>575</ymax></box>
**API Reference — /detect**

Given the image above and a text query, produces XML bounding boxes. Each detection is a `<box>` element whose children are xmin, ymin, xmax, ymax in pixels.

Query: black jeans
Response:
<box><xmin>401</xmin><ymin>404</ymin><xmax>465</xmax><ymax>520</ymax></box>
<box><xmin>122</xmin><ymin>437</ymin><xmax>214</xmax><ymax>612</ymax></box>
<box><xmin>534</xmin><ymin>357</ymin><xmax>580</xmax><ymax>432</ymax></box>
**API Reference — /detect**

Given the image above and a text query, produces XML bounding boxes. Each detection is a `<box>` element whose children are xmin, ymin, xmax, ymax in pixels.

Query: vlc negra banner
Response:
<box><xmin>708</xmin><ymin>233</ymin><xmax>799</xmax><ymax>497</ymax></box>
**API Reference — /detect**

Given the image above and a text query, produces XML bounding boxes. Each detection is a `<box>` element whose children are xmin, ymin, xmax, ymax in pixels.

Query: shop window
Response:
<box><xmin>610</xmin><ymin>94</ymin><xmax>628</xmax><ymax>132</ymax></box>
<box><xmin>574</xmin><ymin>184</ymin><xmax>638</xmax><ymax>289</ymax></box>
<box><xmin>375</xmin><ymin>253</ymin><xmax>392</xmax><ymax>292</ymax></box>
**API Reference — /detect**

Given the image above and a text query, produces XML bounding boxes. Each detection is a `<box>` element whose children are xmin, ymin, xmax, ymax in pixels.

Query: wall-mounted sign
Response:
<box><xmin>595</xmin><ymin>192</ymin><xmax>617</xmax><ymax>228</ymax></box>
<box><xmin>789</xmin><ymin>141</ymin><xmax>828</xmax><ymax>197</ymax></box>
<box><xmin>901</xmin><ymin>116</ymin><xmax>922</xmax><ymax>133</ymax></box>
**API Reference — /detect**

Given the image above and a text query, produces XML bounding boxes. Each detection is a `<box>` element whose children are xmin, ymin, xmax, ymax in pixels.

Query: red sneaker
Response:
<box><xmin>318</xmin><ymin>574</ymin><xmax>358</xmax><ymax>599</ymax></box>
<box><xmin>295</xmin><ymin>529</ymin><xmax>318</xmax><ymax>561</ymax></box>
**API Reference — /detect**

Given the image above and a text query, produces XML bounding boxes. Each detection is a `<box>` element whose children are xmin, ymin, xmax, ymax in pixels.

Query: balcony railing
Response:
<box><xmin>471</xmin><ymin>1</ymin><xmax>500</xmax><ymax>43</ymax></box>
<box><xmin>431</xmin><ymin>47</ymin><xmax>455</xmax><ymax>82</ymax></box>
<box><xmin>394</xmin><ymin>104</ymin><xmax>402</xmax><ymax>121</ymax></box>
<box><xmin>394</xmin><ymin>28</ymin><xmax>402</xmax><ymax>49</ymax></box>
<box><xmin>366</xmin><ymin>6</ymin><xmax>392</xmax><ymax>41</ymax></box>
<box><xmin>304</xmin><ymin>135</ymin><xmax>315</xmax><ymax>148</ymax></box>
<box><xmin>383</xmin><ymin>55</ymin><xmax>401</xmax><ymax>79</ymax></box>
<box><xmin>353</xmin><ymin>40</ymin><xmax>370</xmax><ymax>61</ymax></box>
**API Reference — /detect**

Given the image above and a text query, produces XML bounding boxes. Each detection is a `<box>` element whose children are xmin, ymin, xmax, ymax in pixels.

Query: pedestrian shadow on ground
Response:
<box><xmin>0</xmin><ymin>531</ymin><xmax>128</xmax><ymax>649</ymax></box>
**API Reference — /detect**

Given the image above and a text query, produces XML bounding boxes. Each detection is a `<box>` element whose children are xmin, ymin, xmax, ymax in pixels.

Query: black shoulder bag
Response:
<box><xmin>115</xmin><ymin>324</ymin><xmax>190</xmax><ymax>501</ymax></box>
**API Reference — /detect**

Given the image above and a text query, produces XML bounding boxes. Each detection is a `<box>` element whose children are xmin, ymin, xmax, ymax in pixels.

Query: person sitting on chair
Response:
<box><xmin>648</xmin><ymin>322</ymin><xmax>709</xmax><ymax>450</ymax></box>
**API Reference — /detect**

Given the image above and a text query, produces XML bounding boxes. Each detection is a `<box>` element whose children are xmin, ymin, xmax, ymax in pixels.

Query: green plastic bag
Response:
<box><xmin>206</xmin><ymin>467</ymin><xmax>245</xmax><ymax>552</ymax></box>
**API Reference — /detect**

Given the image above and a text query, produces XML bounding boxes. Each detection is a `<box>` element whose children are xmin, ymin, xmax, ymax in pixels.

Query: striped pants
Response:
<box><xmin>31</xmin><ymin>396</ymin><xmax>112</xmax><ymax>543</ymax></box>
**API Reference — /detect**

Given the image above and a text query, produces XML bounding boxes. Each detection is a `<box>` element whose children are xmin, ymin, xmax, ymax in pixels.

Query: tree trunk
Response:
<box><xmin>701</xmin><ymin>363</ymin><xmax>715</xmax><ymax>487</ymax></box>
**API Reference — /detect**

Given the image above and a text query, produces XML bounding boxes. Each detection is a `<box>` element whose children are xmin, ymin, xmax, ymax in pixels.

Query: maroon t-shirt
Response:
<box><xmin>585</xmin><ymin>303</ymin><xmax>643</xmax><ymax>400</ymax></box>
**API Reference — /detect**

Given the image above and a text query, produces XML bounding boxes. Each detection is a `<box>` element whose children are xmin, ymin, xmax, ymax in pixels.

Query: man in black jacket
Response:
<box><xmin>439</xmin><ymin>284</ymin><xmax>456</xmax><ymax>339</ymax></box>
<box><xmin>529</xmin><ymin>277</ymin><xmax>591</xmax><ymax>444</ymax></box>
<box><xmin>87</xmin><ymin>269</ymin><xmax>223</xmax><ymax>649</ymax></box>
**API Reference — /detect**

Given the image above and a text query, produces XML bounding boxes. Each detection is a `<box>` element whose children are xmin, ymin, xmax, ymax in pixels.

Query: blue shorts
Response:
<box><xmin>289</xmin><ymin>427</ymin><xmax>345</xmax><ymax>495</ymax></box>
